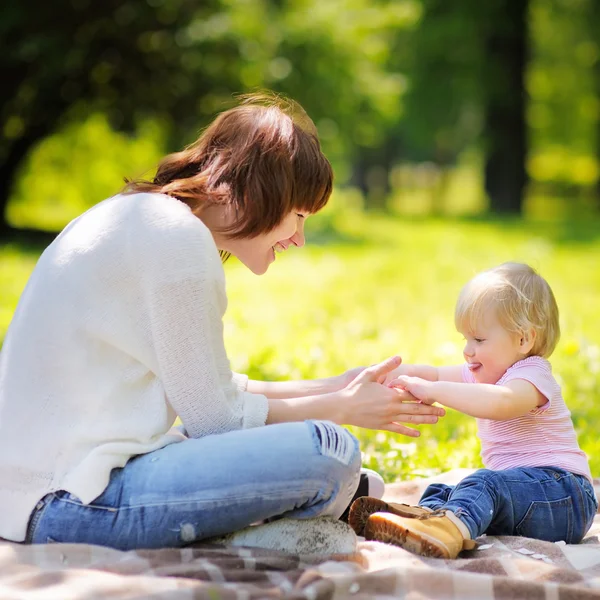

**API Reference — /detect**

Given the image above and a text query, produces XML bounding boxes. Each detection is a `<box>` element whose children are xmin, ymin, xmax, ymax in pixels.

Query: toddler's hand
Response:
<box><xmin>388</xmin><ymin>375</ymin><xmax>435</xmax><ymax>404</ymax></box>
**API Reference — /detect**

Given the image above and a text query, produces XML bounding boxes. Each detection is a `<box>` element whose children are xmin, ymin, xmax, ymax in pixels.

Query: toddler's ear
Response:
<box><xmin>519</xmin><ymin>328</ymin><xmax>536</xmax><ymax>355</ymax></box>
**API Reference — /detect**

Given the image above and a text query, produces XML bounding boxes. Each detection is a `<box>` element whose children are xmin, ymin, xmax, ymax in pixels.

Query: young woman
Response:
<box><xmin>0</xmin><ymin>93</ymin><xmax>444</xmax><ymax>550</ymax></box>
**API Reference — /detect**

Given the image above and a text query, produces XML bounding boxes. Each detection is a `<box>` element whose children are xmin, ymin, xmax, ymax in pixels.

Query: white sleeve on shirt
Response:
<box><xmin>145</xmin><ymin>275</ymin><xmax>268</xmax><ymax>438</ymax></box>
<box><xmin>133</xmin><ymin>204</ymin><xmax>269</xmax><ymax>438</ymax></box>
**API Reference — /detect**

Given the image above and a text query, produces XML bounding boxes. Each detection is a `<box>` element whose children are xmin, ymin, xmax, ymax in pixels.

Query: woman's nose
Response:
<box><xmin>290</xmin><ymin>222</ymin><xmax>306</xmax><ymax>247</ymax></box>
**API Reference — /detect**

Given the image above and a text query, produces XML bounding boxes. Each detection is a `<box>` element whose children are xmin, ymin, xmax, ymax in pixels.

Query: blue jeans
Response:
<box><xmin>419</xmin><ymin>467</ymin><xmax>598</xmax><ymax>543</ymax></box>
<box><xmin>25</xmin><ymin>420</ymin><xmax>361</xmax><ymax>550</ymax></box>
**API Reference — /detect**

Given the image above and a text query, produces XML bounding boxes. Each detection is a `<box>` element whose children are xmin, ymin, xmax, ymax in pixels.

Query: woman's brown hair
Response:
<box><xmin>123</xmin><ymin>92</ymin><xmax>333</xmax><ymax>238</ymax></box>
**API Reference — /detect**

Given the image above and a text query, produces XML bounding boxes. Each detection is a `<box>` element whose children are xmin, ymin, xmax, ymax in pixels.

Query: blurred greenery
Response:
<box><xmin>2</xmin><ymin>194</ymin><xmax>599</xmax><ymax>479</ymax></box>
<box><xmin>2</xmin><ymin>0</ymin><xmax>600</xmax><ymax>229</ymax></box>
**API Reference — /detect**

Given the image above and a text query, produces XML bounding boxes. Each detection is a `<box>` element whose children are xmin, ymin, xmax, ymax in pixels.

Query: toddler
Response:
<box><xmin>350</xmin><ymin>262</ymin><xmax>597</xmax><ymax>558</ymax></box>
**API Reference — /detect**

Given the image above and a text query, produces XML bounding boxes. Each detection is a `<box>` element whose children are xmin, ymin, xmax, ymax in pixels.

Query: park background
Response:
<box><xmin>1</xmin><ymin>0</ymin><xmax>599</xmax><ymax>480</ymax></box>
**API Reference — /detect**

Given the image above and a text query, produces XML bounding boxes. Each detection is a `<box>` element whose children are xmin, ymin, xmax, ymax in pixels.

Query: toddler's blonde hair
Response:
<box><xmin>454</xmin><ymin>262</ymin><xmax>560</xmax><ymax>358</ymax></box>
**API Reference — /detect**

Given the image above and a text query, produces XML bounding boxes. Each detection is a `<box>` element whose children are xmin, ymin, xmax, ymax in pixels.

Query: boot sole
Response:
<box><xmin>364</xmin><ymin>512</ymin><xmax>450</xmax><ymax>558</ymax></box>
<box><xmin>348</xmin><ymin>497</ymin><xmax>430</xmax><ymax>536</ymax></box>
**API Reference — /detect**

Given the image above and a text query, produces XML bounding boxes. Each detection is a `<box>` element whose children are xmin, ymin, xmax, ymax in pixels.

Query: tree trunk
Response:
<box><xmin>351</xmin><ymin>155</ymin><xmax>370</xmax><ymax>199</ymax></box>
<box><xmin>482</xmin><ymin>0</ymin><xmax>529</xmax><ymax>214</ymax></box>
<box><xmin>351</xmin><ymin>140</ymin><xmax>397</xmax><ymax>211</ymax></box>
<box><xmin>0</xmin><ymin>142</ymin><xmax>32</xmax><ymax>236</ymax></box>
<box><xmin>351</xmin><ymin>154</ymin><xmax>391</xmax><ymax>211</ymax></box>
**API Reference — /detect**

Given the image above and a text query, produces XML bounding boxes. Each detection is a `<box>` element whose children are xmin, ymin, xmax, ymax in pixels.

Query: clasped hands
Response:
<box><xmin>338</xmin><ymin>356</ymin><xmax>444</xmax><ymax>438</ymax></box>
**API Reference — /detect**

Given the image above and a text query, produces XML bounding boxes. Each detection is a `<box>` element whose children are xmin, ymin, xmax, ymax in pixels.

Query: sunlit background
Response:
<box><xmin>2</xmin><ymin>0</ymin><xmax>599</xmax><ymax>479</ymax></box>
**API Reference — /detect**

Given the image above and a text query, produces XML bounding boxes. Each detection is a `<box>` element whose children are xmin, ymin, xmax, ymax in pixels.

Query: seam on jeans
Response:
<box><xmin>573</xmin><ymin>474</ymin><xmax>587</xmax><ymax>530</ymax></box>
<box><xmin>453</xmin><ymin>469</ymin><xmax>553</xmax><ymax>509</ymax></box>
<box><xmin>454</xmin><ymin>470</ymin><xmax>510</xmax><ymax>527</ymax></box>
<box><xmin>52</xmin><ymin>483</ymin><xmax>331</xmax><ymax>513</ymax></box>
<box><xmin>25</xmin><ymin>494</ymin><xmax>53</xmax><ymax>543</ymax></box>
<box><xmin>582</xmin><ymin>479</ymin><xmax>599</xmax><ymax>506</ymax></box>
<box><xmin>492</xmin><ymin>467</ymin><xmax>562</xmax><ymax>484</ymax></box>
<box><xmin>466</xmin><ymin>470</ymin><xmax>498</xmax><ymax>507</ymax></box>
<box><xmin>579</xmin><ymin>478</ymin><xmax>598</xmax><ymax>530</ymax></box>
<box><xmin>311</xmin><ymin>421</ymin><xmax>356</xmax><ymax>466</ymax></box>
<box><xmin>441</xmin><ymin>472</ymin><xmax>495</xmax><ymax>538</ymax></box>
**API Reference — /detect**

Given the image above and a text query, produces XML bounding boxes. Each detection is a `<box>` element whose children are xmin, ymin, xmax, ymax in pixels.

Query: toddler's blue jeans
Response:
<box><xmin>419</xmin><ymin>467</ymin><xmax>598</xmax><ymax>543</ymax></box>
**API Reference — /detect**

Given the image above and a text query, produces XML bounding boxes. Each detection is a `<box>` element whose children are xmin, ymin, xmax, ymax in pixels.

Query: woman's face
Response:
<box><xmin>228</xmin><ymin>210</ymin><xmax>309</xmax><ymax>275</ymax></box>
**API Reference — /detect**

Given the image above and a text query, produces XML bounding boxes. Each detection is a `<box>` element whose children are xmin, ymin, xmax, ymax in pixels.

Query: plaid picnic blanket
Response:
<box><xmin>1</xmin><ymin>470</ymin><xmax>599</xmax><ymax>599</ymax></box>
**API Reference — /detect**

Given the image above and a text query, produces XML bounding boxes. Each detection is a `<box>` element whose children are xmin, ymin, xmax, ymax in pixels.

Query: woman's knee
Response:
<box><xmin>308</xmin><ymin>420</ymin><xmax>360</xmax><ymax>471</ymax></box>
<box><xmin>304</xmin><ymin>421</ymin><xmax>361</xmax><ymax>518</ymax></box>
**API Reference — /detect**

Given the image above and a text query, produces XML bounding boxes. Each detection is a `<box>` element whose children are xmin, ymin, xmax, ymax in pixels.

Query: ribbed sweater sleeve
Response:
<box><xmin>133</xmin><ymin>195</ymin><xmax>269</xmax><ymax>438</ymax></box>
<box><xmin>145</xmin><ymin>277</ymin><xmax>268</xmax><ymax>437</ymax></box>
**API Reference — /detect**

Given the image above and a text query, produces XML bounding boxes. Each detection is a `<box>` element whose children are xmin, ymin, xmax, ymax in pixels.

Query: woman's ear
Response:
<box><xmin>519</xmin><ymin>328</ymin><xmax>536</xmax><ymax>355</ymax></box>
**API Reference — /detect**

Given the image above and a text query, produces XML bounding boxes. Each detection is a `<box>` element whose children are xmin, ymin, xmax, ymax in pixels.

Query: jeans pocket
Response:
<box><xmin>516</xmin><ymin>496</ymin><xmax>573</xmax><ymax>543</ymax></box>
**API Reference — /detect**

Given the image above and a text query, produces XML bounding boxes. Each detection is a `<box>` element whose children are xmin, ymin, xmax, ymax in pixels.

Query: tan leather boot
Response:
<box><xmin>348</xmin><ymin>496</ymin><xmax>432</xmax><ymax>536</ymax></box>
<box><xmin>364</xmin><ymin>510</ymin><xmax>477</xmax><ymax>559</ymax></box>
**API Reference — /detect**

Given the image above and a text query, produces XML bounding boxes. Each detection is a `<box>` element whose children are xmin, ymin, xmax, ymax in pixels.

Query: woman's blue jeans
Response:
<box><xmin>25</xmin><ymin>420</ymin><xmax>361</xmax><ymax>550</ymax></box>
<box><xmin>419</xmin><ymin>467</ymin><xmax>598</xmax><ymax>543</ymax></box>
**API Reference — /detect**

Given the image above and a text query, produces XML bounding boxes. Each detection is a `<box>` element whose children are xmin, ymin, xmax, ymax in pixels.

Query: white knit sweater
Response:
<box><xmin>0</xmin><ymin>192</ymin><xmax>269</xmax><ymax>541</ymax></box>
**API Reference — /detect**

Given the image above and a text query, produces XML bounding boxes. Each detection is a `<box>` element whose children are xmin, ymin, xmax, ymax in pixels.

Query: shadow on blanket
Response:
<box><xmin>0</xmin><ymin>469</ymin><xmax>598</xmax><ymax>599</ymax></box>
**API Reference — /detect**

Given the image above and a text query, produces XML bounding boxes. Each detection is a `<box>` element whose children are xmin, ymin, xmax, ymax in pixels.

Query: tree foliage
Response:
<box><xmin>2</xmin><ymin>0</ymin><xmax>599</xmax><ymax>231</ymax></box>
<box><xmin>2</xmin><ymin>0</ymin><xmax>417</xmax><ymax>230</ymax></box>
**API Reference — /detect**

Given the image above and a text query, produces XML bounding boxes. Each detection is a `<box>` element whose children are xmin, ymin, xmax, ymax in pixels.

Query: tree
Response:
<box><xmin>1</xmin><ymin>0</ymin><xmax>247</xmax><ymax>234</ymax></box>
<box><xmin>481</xmin><ymin>0</ymin><xmax>530</xmax><ymax>214</ymax></box>
<box><xmin>398</xmin><ymin>0</ymin><xmax>483</xmax><ymax>213</ymax></box>
<box><xmin>2</xmin><ymin>0</ymin><xmax>416</xmax><ymax>233</ymax></box>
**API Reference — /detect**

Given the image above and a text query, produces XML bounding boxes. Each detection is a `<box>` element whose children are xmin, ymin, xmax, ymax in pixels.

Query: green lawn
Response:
<box><xmin>2</xmin><ymin>199</ymin><xmax>599</xmax><ymax>482</ymax></box>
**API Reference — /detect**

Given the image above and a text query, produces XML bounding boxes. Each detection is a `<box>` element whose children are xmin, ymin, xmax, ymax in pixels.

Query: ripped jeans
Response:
<box><xmin>25</xmin><ymin>421</ymin><xmax>361</xmax><ymax>550</ymax></box>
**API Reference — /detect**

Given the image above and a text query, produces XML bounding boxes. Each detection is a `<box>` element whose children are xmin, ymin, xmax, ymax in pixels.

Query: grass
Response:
<box><xmin>2</xmin><ymin>195</ymin><xmax>599</xmax><ymax>483</ymax></box>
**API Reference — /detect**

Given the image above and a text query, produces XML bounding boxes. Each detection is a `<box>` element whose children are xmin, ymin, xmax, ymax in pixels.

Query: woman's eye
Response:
<box><xmin>296</xmin><ymin>213</ymin><xmax>305</xmax><ymax>219</ymax></box>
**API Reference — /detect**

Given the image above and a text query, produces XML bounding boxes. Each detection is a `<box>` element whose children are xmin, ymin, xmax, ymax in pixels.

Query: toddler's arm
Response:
<box><xmin>385</xmin><ymin>363</ymin><xmax>463</xmax><ymax>384</ymax></box>
<box><xmin>389</xmin><ymin>376</ymin><xmax>545</xmax><ymax>420</ymax></box>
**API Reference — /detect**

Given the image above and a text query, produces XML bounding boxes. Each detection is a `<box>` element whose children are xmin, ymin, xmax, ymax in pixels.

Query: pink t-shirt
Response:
<box><xmin>462</xmin><ymin>356</ymin><xmax>592</xmax><ymax>483</ymax></box>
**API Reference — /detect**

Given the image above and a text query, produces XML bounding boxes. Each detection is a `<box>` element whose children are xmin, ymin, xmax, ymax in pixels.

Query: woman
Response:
<box><xmin>0</xmin><ymin>93</ymin><xmax>444</xmax><ymax>550</ymax></box>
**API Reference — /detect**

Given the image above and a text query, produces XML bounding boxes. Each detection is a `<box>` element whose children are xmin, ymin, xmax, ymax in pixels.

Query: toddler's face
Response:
<box><xmin>460</xmin><ymin>314</ymin><xmax>524</xmax><ymax>384</ymax></box>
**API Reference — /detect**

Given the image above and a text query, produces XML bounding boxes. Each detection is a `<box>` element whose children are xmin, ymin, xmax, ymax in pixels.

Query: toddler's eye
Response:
<box><xmin>474</xmin><ymin>338</ymin><xmax>484</xmax><ymax>343</ymax></box>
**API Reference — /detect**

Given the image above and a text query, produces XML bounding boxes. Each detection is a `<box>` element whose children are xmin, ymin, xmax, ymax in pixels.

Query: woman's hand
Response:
<box><xmin>331</xmin><ymin>359</ymin><xmax>396</xmax><ymax>392</ymax></box>
<box><xmin>336</xmin><ymin>365</ymin><xmax>368</xmax><ymax>389</ymax></box>
<box><xmin>341</xmin><ymin>356</ymin><xmax>444</xmax><ymax>437</ymax></box>
<box><xmin>314</xmin><ymin>367</ymin><xmax>364</xmax><ymax>395</ymax></box>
